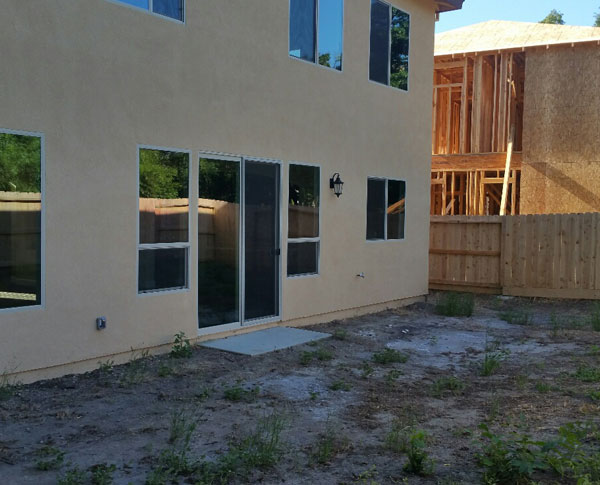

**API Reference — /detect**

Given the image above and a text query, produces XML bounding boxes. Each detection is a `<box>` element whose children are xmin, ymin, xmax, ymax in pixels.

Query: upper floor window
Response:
<box><xmin>289</xmin><ymin>0</ymin><xmax>344</xmax><ymax>71</ymax></box>
<box><xmin>369</xmin><ymin>0</ymin><xmax>410</xmax><ymax>91</ymax></box>
<box><xmin>116</xmin><ymin>0</ymin><xmax>184</xmax><ymax>22</ymax></box>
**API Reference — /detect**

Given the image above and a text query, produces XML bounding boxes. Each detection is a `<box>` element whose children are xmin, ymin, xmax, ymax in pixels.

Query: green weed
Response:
<box><xmin>311</xmin><ymin>421</ymin><xmax>350</xmax><ymax>465</ymax></box>
<box><xmin>590</xmin><ymin>303</ymin><xmax>600</xmax><ymax>331</ymax></box>
<box><xmin>90</xmin><ymin>463</ymin><xmax>117</xmax><ymax>485</ymax></box>
<box><xmin>372</xmin><ymin>348</ymin><xmax>408</xmax><ymax>365</ymax></box>
<box><xmin>0</xmin><ymin>371</ymin><xmax>19</xmax><ymax>401</ymax></box>
<box><xmin>354</xmin><ymin>465</ymin><xmax>379</xmax><ymax>484</ymax></box>
<box><xmin>535</xmin><ymin>381</ymin><xmax>551</xmax><ymax>393</ymax></box>
<box><xmin>384</xmin><ymin>422</ymin><xmax>411</xmax><ymax>454</ymax></box>
<box><xmin>575</xmin><ymin>365</ymin><xmax>600</xmax><ymax>382</ymax></box>
<box><xmin>431</xmin><ymin>375</ymin><xmax>465</xmax><ymax>398</ymax></box>
<box><xmin>97</xmin><ymin>360</ymin><xmax>114</xmax><ymax>374</ymax></box>
<box><xmin>58</xmin><ymin>466</ymin><xmax>86</xmax><ymax>485</ymax></box>
<box><xmin>385</xmin><ymin>369</ymin><xmax>403</xmax><ymax>384</ymax></box>
<box><xmin>480</xmin><ymin>352</ymin><xmax>505</xmax><ymax>376</ymax></box>
<box><xmin>119</xmin><ymin>349</ymin><xmax>150</xmax><ymax>387</ymax></box>
<box><xmin>499</xmin><ymin>309</ymin><xmax>532</xmax><ymax>326</ymax></box>
<box><xmin>360</xmin><ymin>361</ymin><xmax>375</xmax><ymax>379</ymax></box>
<box><xmin>434</xmin><ymin>292</ymin><xmax>474</xmax><ymax>317</ymax></box>
<box><xmin>403</xmin><ymin>430</ymin><xmax>434</xmax><ymax>476</ymax></box>
<box><xmin>300</xmin><ymin>351</ymin><xmax>314</xmax><ymax>366</ymax></box>
<box><xmin>333</xmin><ymin>329</ymin><xmax>349</xmax><ymax>340</ymax></box>
<box><xmin>34</xmin><ymin>445</ymin><xmax>65</xmax><ymax>471</ymax></box>
<box><xmin>170</xmin><ymin>332</ymin><xmax>193</xmax><ymax>359</ymax></box>
<box><xmin>587</xmin><ymin>390</ymin><xmax>600</xmax><ymax>401</ymax></box>
<box><xmin>157</xmin><ymin>363</ymin><xmax>173</xmax><ymax>377</ymax></box>
<box><xmin>329</xmin><ymin>380</ymin><xmax>352</xmax><ymax>391</ymax></box>
<box><xmin>223</xmin><ymin>382</ymin><xmax>260</xmax><ymax>402</ymax></box>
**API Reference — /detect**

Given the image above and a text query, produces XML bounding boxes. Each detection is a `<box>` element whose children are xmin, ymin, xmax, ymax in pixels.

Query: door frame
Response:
<box><xmin>197</xmin><ymin>151</ymin><xmax>282</xmax><ymax>336</ymax></box>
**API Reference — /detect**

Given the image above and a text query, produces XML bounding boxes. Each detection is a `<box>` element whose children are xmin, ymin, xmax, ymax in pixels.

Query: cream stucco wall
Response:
<box><xmin>0</xmin><ymin>0</ymin><xmax>436</xmax><ymax>382</ymax></box>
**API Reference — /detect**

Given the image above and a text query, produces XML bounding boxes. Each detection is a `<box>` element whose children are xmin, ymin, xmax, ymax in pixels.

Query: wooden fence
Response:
<box><xmin>430</xmin><ymin>213</ymin><xmax>600</xmax><ymax>299</ymax></box>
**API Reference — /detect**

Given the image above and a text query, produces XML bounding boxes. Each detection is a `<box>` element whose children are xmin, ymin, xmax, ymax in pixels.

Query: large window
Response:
<box><xmin>366</xmin><ymin>177</ymin><xmax>406</xmax><ymax>241</ymax></box>
<box><xmin>369</xmin><ymin>0</ymin><xmax>410</xmax><ymax>91</ymax></box>
<box><xmin>138</xmin><ymin>147</ymin><xmax>190</xmax><ymax>293</ymax></box>
<box><xmin>0</xmin><ymin>130</ymin><xmax>44</xmax><ymax>310</ymax></box>
<box><xmin>288</xmin><ymin>164</ymin><xmax>320</xmax><ymax>276</ymax></box>
<box><xmin>114</xmin><ymin>0</ymin><xmax>184</xmax><ymax>21</ymax></box>
<box><xmin>289</xmin><ymin>0</ymin><xmax>344</xmax><ymax>71</ymax></box>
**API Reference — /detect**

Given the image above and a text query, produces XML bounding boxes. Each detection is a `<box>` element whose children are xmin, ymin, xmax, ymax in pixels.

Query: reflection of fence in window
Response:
<box><xmin>0</xmin><ymin>191</ymin><xmax>41</xmax><ymax>305</ymax></box>
<box><xmin>198</xmin><ymin>198</ymin><xmax>239</xmax><ymax>268</ymax></box>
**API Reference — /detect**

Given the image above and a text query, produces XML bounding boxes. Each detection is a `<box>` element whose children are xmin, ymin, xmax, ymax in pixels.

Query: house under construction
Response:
<box><xmin>431</xmin><ymin>21</ymin><xmax>600</xmax><ymax>216</ymax></box>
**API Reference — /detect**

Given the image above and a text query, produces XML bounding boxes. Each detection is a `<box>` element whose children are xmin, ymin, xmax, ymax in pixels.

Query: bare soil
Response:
<box><xmin>1</xmin><ymin>293</ymin><xmax>599</xmax><ymax>484</ymax></box>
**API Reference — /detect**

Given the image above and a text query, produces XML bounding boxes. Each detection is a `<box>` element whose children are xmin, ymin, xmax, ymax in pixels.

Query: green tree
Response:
<box><xmin>139</xmin><ymin>149</ymin><xmax>188</xmax><ymax>199</ymax></box>
<box><xmin>540</xmin><ymin>9</ymin><xmax>565</xmax><ymax>25</ymax></box>
<box><xmin>0</xmin><ymin>133</ymin><xmax>41</xmax><ymax>193</ymax></box>
<box><xmin>594</xmin><ymin>7</ymin><xmax>600</xmax><ymax>27</ymax></box>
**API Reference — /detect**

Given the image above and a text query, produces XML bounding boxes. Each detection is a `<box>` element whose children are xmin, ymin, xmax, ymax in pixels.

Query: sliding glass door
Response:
<box><xmin>198</xmin><ymin>156</ymin><xmax>280</xmax><ymax>329</ymax></box>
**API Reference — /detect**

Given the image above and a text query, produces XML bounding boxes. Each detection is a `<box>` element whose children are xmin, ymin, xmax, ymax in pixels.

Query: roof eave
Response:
<box><xmin>435</xmin><ymin>0</ymin><xmax>464</xmax><ymax>13</ymax></box>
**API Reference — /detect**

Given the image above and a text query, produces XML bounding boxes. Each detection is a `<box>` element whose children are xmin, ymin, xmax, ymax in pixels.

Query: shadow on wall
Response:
<box><xmin>524</xmin><ymin>162</ymin><xmax>600</xmax><ymax>213</ymax></box>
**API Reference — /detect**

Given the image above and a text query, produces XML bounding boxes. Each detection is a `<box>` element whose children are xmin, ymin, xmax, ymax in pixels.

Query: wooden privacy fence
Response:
<box><xmin>430</xmin><ymin>213</ymin><xmax>600</xmax><ymax>299</ymax></box>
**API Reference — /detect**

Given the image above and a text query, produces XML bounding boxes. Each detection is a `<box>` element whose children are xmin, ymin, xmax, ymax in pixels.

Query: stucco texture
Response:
<box><xmin>0</xmin><ymin>0</ymin><xmax>435</xmax><ymax>381</ymax></box>
<box><xmin>521</xmin><ymin>44</ymin><xmax>600</xmax><ymax>214</ymax></box>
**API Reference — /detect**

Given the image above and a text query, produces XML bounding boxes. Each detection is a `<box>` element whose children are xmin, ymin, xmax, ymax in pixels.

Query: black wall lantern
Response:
<box><xmin>330</xmin><ymin>173</ymin><xmax>344</xmax><ymax>198</ymax></box>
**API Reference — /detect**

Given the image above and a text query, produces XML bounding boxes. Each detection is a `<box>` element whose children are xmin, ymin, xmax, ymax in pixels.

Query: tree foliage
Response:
<box><xmin>139</xmin><ymin>148</ymin><xmax>188</xmax><ymax>199</ymax></box>
<box><xmin>594</xmin><ymin>7</ymin><xmax>600</xmax><ymax>27</ymax></box>
<box><xmin>390</xmin><ymin>8</ymin><xmax>410</xmax><ymax>91</ymax></box>
<box><xmin>0</xmin><ymin>133</ymin><xmax>41</xmax><ymax>193</ymax></box>
<box><xmin>540</xmin><ymin>9</ymin><xmax>565</xmax><ymax>25</ymax></box>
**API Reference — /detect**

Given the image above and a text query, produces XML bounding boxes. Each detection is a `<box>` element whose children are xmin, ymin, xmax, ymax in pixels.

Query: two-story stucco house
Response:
<box><xmin>0</xmin><ymin>0</ymin><xmax>463</xmax><ymax>382</ymax></box>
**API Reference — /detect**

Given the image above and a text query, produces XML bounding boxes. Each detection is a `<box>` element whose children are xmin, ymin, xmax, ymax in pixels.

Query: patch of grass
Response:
<box><xmin>384</xmin><ymin>422</ymin><xmax>411</xmax><ymax>454</ymax></box>
<box><xmin>157</xmin><ymin>363</ymin><xmax>173</xmax><ymax>378</ymax></box>
<box><xmin>403</xmin><ymin>429</ymin><xmax>434</xmax><ymax>476</ymax></box>
<box><xmin>431</xmin><ymin>375</ymin><xmax>465</xmax><ymax>398</ymax></box>
<box><xmin>309</xmin><ymin>391</ymin><xmax>319</xmax><ymax>401</ymax></box>
<box><xmin>575</xmin><ymin>365</ymin><xmax>600</xmax><ymax>382</ymax></box>
<box><xmin>360</xmin><ymin>361</ymin><xmax>375</xmax><ymax>379</ymax></box>
<box><xmin>194</xmin><ymin>386</ymin><xmax>212</xmax><ymax>402</ymax></box>
<box><xmin>119</xmin><ymin>349</ymin><xmax>150</xmax><ymax>387</ymax></box>
<box><xmin>434</xmin><ymin>292</ymin><xmax>474</xmax><ymax>317</ymax></box>
<box><xmin>299</xmin><ymin>351</ymin><xmax>314</xmax><ymax>366</ymax></box>
<box><xmin>58</xmin><ymin>466</ymin><xmax>86</xmax><ymax>485</ymax></box>
<box><xmin>550</xmin><ymin>311</ymin><xmax>562</xmax><ymax>338</ymax></box>
<box><xmin>97</xmin><ymin>360</ymin><xmax>114</xmax><ymax>374</ymax></box>
<box><xmin>590</xmin><ymin>303</ymin><xmax>600</xmax><ymax>331</ymax></box>
<box><xmin>311</xmin><ymin>422</ymin><xmax>351</xmax><ymax>465</ymax></box>
<box><xmin>223</xmin><ymin>382</ymin><xmax>260</xmax><ymax>402</ymax></box>
<box><xmin>480</xmin><ymin>352</ymin><xmax>504</xmax><ymax>376</ymax></box>
<box><xmin>34</xmin><ymin>445</ymin><xmax>65</xmax><ymax>471</ymax></box>
<box><xmin>372</xmin><ymin>348</ymin><xmax>408</xmax><ymax>365</ymax></box>
<box><xmin>354</xmin><ymin>465</ymin><xmax>379</xmax><ymax>484</ymax></box>
<box><xmin>333</xmin><ymin>329</ymin><xmax>348</xmax><ymax>340</ymax></box>
<box><xmin>170</xmin><ymin>331</ymin><xmax>193</xmax><ymax>359</ymax></box>
<box><xmin>385</xmin><ymin>369</ymin><xmax>403</xmax><ymax>384</ymax></box>
<box><xmin>90</xmin><ymin>463</ymin><xmax>117</xmax><ymax>485</ymax></box>
<box><xmin>499</xmin><ymin>308</ymin><xmax>532</xmax><ymax>326</ymax></box>
<box><xmin>0</xmin><ymin>371</ymin><xmax>19</xmax><ymax>401</ymax></box>
<box><xmin>169</xmin><ymin>409</ymin><xmax>197</xmax><ymax>444</ymax></box>
<box><xmin>329</xmin><ymin>379</ymin><xmax>352</xmax><ymax>392</ymax></box>
<box><xmin>314</xmin><ymin>347</ymin><xmax>333</xmax><ymax>361</ymax></box>
<box><xmin>587</xmin><ymin>390</ymin><xmax>600</xmax><ymax>401</ymax></box>
<box><xmin>589</xmin><ymin>345</ymin><xmax>600</xmax><ymax>356</ymax></box>
<box><xmin>535</xmin><ymin>381</ymin><xmax>552</xmax><ymax>393</ymax></box>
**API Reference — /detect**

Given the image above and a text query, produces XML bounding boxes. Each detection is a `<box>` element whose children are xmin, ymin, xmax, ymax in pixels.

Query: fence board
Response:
<box><xmin>430</xmin><ymin>213</ymin><xmax>600</xmax><ymax>299</ymax></box>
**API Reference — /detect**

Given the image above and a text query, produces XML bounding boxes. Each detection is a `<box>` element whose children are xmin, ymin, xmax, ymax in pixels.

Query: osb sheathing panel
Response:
<box><xmin>521</xmin><ymin>44</ymin><xmax>600</xmax><ymax>214</ymax></box>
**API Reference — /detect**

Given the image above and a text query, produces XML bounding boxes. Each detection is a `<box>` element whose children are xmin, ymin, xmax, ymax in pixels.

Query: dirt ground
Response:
<box><xmin>1</xmin><ymin>293</ymin><xmax>599</xmax><ymax>484</ymax></box>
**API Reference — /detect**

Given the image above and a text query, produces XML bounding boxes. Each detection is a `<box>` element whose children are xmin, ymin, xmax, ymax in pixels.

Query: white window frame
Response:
<box><xmin>368</xmin><ymin>0</ymin><xmax>411</xmax><ymax>92</ymax></box>
<box><xmin>366</xmin><ymin>176</ymin><xmax>406</xmax><ymax>242</ymax></box>
<box><xmin>287</xmin><ymin>162</ymin><xmax>321</xmax><ymax>278</ymax></box>
<box><xmin>288</xmin><ymin>0</ymin><xmax>345</xmax><ymax>73</ymax></box>
<box><xmin>105</xmin><ymin>0</ymin><xmax>186</xmax><ymax>24</ymax></box>
<box><xmin>137</xmin><ymin>145</ymin><xmax>192</xmax><ymax>295</ymax></box>
<box><xmin>0</xmin><ymin>128</ymin><xmax>45</xmax><ymax>314</ymax></box>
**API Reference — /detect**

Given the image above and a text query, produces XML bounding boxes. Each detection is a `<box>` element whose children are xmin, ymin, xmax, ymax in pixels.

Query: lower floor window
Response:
<box><xmin>0</xmin><ymin>130</ymin><xmax>43</xmax><ymax>310</ymax></box>
<box><xmin>288</xmin><ymin>241</ymin><xmax>319</xmax><ymax>276</ymax></box>
<box><xmin>138</xmin><ymin>247</ymin><xmax>188</xmax><ymax>292</ymax></box>
<box><xmin>366</xmin><ymin>177</ymin><xmax>406</xmax><ymax>241</ymax></box>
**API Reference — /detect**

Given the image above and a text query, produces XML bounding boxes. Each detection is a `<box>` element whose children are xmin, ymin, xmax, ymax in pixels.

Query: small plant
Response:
<box><xmin>385</xmin><ymin>369</ymin><xmax>403</xmax><ymax>384</ymax></box>
<box><xmin>499</xmin><ymin>309</ymin><xmax>532</xmax><ymax>326</ymax></box>
<box><xmin>535</xmin><ymin>381</ymin><xmax>551</xmax><ymax>393</ymax></box>
<box><xmin>587</xmin><ymin>390</ymin><xmax>600</xmax><ymax>401</ymax></box>
<box><xmin>58</xmin><ymin>466</ymin><xmax>86</xmax><ymax>485</ymax></box>
<box><xmin>434</xmin><ymin>292</ymin><xmax>474</xmax><ymax>317</ymax></box>
<box><xmin>575</xmin><ymin>365</ymin><xmax>600</xmax><ymax>382</ymax></box>
<box><xmin>195</xmin><ymin>386</ymin><xmax>211</xmax><ymax>401</ymax></box>
<box><xmin>360</xmin><ymin>361</ymin><xmax>375</xmax><ymax>379</ymax></box>
<box><xmin>90</xmin><ymin>463</ymin><xmax>117</xmax><ymax>485</ymax></box>
<box><xmin>478</xmin><ymin>423</ymin><xmax>546</xmax><ymax>484</ymax></box>
<box><xmin>333</xmin><ymin>329</ymin><xmax>349</xmax><ymax>340</ymax></box>
<box><xmin>329</xmin><ymin>379</ymin><xmax>351</xmax><ymax>391</ymax></box>
<box><xmin>311</xmin><ymin>421</ymin><xmax>350</xmax><ymax>465</ymax></box>
<box><xmin>590</xmin><ymin>303</ymin><xmax>600</xmax><ymax>331</ymax></box>
<box><xmin>34</xmin><ymin>445</ymin><xmax>65</xmax><ymax>471</ymax></box>
<box><xmin>0</xmin><ymin>371</ymin><xmax>19</xmax><ymax>401</ymax></box>
<box><xmin>169</xmin><ymin>409</ymin><xmax>197</xmax><ymax>444</ymax></box>
<box><xmin>119</xmin><ymin>349</ymin><xmax>150</xmax><ymax>387</ymax></box>
<box><xmin>314</xmin><ymin>347</ymin><xmax>333</xmax><ymax>361</ymax></box>
<box><xmin>403</xmin><ymin>430</ymin><xmax>434</xmax><ymax>476</ymax></box>
<box><xmin>157</xmin><ymin>363</ymin><xmax>173</xmax><ymax>377</ymax></box>
<box><xmin>589</xmin><ymin>345</ymin><xmax>600</xmax><ymax>356</ymax></box>
<box><xmin>372</xmin><ymin>348</ymin><xmax>408</xmax><ymax>365</ymax></box>
<box><xmin>384</xmin><ymin>421</ymin><xmax>411</xmax><ymax>454</ymax></box>
<box><xmin>97</xmin><ymin>360</ymin><xmax>114</xmax><ymax>373</ymax></box>
<box><xmin>480</xmin><ymin>349</ymin><xmax>507</xmax><ymax>376</ymax></box>
<box><xmin>309</xmin><ymin>390</ymin><xmax>320</xmax><ymax>400</ymax></box>
<box><xmin>550</xmin><ymin>311</ymin><xmax>561</xmax><ymax>338</ymax></box>
<box><xmin>300</xmin><ymin>351</ymin><xmax>314</xmax><ymax>366</ymax></box>
<box><xmin>354</xmin><ymin>465</ymin><xmax>379</xmax><ymax>484</ymax></box>
<box><xmin>431</xmin><ymin>375</ymin><xmax>465</xmax><ymax>398</ymax></box>
<box><xmin>223</xmin><ymin>382</ymin><xmax>260</xmax><ymax>402</ymax></box>
<box><xmin>170</xmin><ymin>332</ymin><xmax>193</xmax><ymax>359</ymax></box>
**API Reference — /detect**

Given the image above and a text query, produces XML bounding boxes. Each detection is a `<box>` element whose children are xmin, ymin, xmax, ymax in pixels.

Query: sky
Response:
<box><xmin>436</xmin><ymin>0</ymin><xmax>600</xmax><ymax>33</ymax></box>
